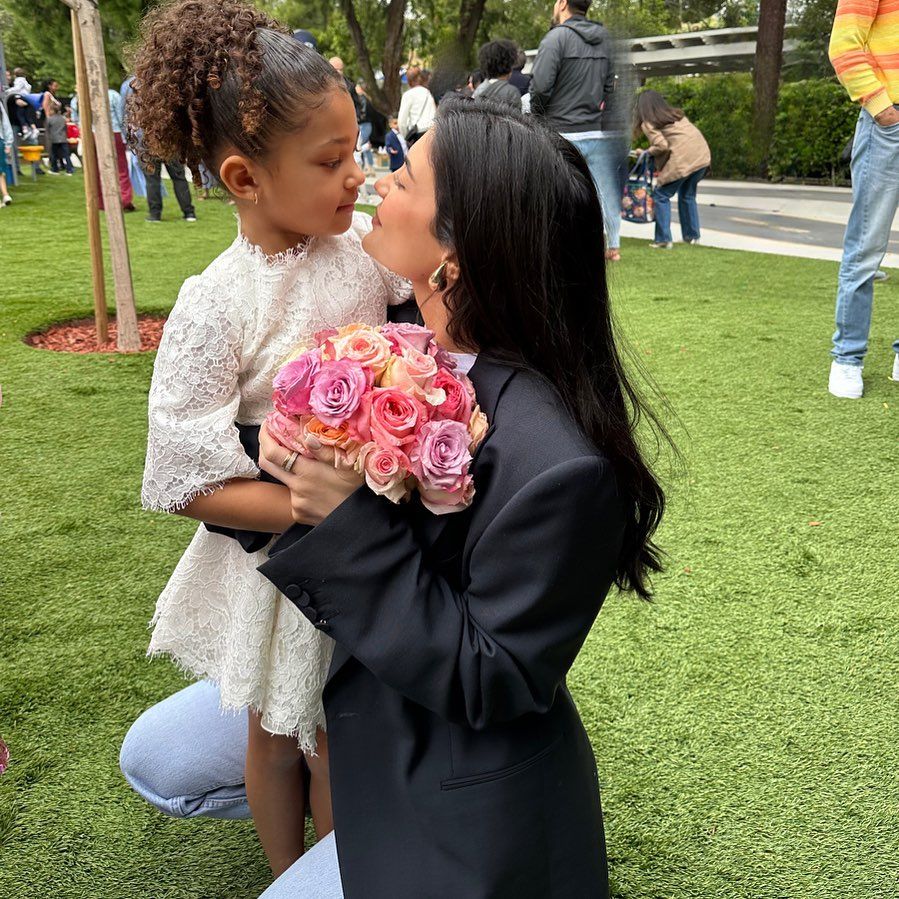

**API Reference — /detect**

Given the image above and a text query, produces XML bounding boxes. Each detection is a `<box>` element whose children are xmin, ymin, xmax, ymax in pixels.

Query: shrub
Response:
<box><xmin>642</xmin><ymin>74</ymin><xmax>858</xmax><ymax>182</ymax></box>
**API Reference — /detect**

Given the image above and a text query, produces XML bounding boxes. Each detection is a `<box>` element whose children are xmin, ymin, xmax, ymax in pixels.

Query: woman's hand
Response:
<box><xmin>259</xmin><ymin>424</ymin><xmax>363</xmax><ymax>526</ymax></box>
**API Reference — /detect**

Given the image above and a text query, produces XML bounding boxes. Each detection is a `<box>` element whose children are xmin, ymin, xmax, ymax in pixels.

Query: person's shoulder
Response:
<box><xmin>478</xmin><ymin>362</ymin><xmax>603</xmax><ymax>476</ymax></box>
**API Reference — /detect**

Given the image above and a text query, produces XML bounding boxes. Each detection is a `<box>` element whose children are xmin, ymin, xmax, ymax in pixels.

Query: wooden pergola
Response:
<box><xmin>60</xmin><ymin>0</ymin><xmax>139</xmax><ymax>351</ymax></box>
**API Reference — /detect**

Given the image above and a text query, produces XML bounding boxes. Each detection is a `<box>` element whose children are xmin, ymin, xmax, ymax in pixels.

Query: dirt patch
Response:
<box><xmin>25</xmin><ymin>315</ymin><xmax>167</xmax><ymax>353</ymax></box>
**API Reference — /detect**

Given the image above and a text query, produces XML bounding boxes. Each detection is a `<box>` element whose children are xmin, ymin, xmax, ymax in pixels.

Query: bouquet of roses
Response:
<box><xmin>265</xmin><ymin>322</ymin><xmax>488</xmax><ymax>515</ymax></box>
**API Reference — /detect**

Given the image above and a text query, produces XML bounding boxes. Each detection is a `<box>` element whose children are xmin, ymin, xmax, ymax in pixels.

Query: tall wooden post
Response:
<box><xmin>71</xmin><ymin>8</ymin><xmax>108</xmax><ymax>345</ymax></box>
<box><xmin>65</xmin><ymin>0</ymin><xmax>140</xmax><ymax>352</ymax></box>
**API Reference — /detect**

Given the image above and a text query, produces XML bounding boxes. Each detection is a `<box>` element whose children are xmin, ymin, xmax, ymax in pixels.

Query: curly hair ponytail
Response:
<box><xmin>127</xmin><ymin>0</ymin><xmax>344</xmax><ymax>184</ymax></box>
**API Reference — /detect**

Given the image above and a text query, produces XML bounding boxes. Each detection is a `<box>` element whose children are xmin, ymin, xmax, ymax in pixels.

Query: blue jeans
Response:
<box><xmin>653</xmin><ymin>167</ymin><xmax>706</xmax><ymax>244</ymax></box>
<box><xmin>832</xmin><ymin>108</ymin><xmax>899</xmax><ymax>366</ymax></box>
<box><xmin>567</xmin><ymin>135</ymin><xmax>625</xmax><ymax>251</ymax></box>
<box><xmin>358</xmin><ymin>121</ymin><xmax>374</xmax><ymax>169</ymax></box>
<box><xmin>120</xmin><ymin>681</ymin><xmax>345</xmax><ymax>895</ymax></box>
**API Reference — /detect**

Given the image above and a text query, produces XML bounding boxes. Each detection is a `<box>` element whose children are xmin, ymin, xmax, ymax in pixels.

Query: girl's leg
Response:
<box><xmin>246</xmin><ymin>710</ymin><xmax>308</xmax><ymax>878</ymax></box>
<box><xmin>0</xmin><ymin>172</ymin><xmax>10</xmax><ymax>202</ymax></box>
<box><xmin>305</xmin><ymin>728</ymin><xmax>333</xmax><ymax>839</ymax></box>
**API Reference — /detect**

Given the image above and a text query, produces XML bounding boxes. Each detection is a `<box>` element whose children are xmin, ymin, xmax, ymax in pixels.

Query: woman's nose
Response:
<box><xmin>374</xmin><ymin>175</ymin><xmax>389</xmax><ymax>198</ymax></box>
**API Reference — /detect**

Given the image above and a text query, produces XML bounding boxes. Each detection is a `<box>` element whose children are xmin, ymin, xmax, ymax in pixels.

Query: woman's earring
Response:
<box><xmin>253</xmin><ymin>192</ymin><xmax>259</xmax><ymax>205</ymax></box>
<box><xmin>428</xmin><ymin>262</ymin><xmax>448</xmax><ymax>291</ymax></box>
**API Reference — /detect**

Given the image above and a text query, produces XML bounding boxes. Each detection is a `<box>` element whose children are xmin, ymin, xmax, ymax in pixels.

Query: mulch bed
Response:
<box><xmin>25</xmin><ymin>315</ymin><xmax>167</xmax><ymax>353</ymax></box>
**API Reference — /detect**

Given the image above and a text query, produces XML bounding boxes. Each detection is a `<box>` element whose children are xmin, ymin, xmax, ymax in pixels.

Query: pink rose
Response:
<box><xmin>411</xmin><ymin>419</ymin><xmax>472</xmax><ymax>492</ymax></box>
<box><xmin>309</xmin><ymin>359</ymin><xmax>372</xmax><ymax>428</ymax></box>
<box><xmin>432</xmin><ymin>369</ymin><xmax>474</xmax><ymax>423</ymax></box>
<box><xmin>380</xmin><ymin>322</ymin><xmax>435</xmax><ymax>355</ymax></box>
<box><xmin>366</xmin><ymin>387</ymin><xmax>429</xmax><ymax>452</ymax></box>
<box><xmin>330</xmin><ymin>324</ymin><xmax>394</xmax><ymax>376</ymax></box>
<box><xmin>356</xmin><ymin>442</ymin><xmax>411</xmax><ymax>503</ymax></box>
<box><xmin>272</xmin><ymin>348</ymin><xmax>321</xmax><ymax>416</ymax></box>
<box><xmin>264</xmin><ymin>410</ymin><xmax>310</xmax><ymax>455</ymax></box>
<box><xmin>419</xmin><ymin>475</ymin><xmax>475</xmax><ymax>515</ymax></box>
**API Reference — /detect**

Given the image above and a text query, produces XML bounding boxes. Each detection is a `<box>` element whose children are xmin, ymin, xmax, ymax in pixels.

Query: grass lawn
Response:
<box><xmin>1</xmin><ymin>172</ymin><xmax>897</xmax><ymax>899</ymax></box>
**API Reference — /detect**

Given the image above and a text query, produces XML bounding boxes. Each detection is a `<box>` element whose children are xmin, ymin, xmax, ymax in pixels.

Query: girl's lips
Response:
<box><xmin>371</xmin><ymin>210</ymin><xmax>381</xmax><ymax>227</ymax></box>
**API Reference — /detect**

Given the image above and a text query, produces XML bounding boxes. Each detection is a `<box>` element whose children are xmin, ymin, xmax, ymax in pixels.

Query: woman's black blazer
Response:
<box><xmin>259</xmin><ymin>354</ymin><xmax>626</xmax><ymax>899</ymax></box>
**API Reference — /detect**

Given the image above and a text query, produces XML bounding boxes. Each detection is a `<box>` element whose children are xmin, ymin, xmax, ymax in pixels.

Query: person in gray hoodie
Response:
<box><xmin>531</xmin><ymin>0</ymin><xmax>624</xmax><ymax>260</ymax></box>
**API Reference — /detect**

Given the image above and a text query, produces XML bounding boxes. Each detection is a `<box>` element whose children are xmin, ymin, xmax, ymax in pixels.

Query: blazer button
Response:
<box><xmin>295</xmin><ymin>591</ymin><xmax>312</xmax><ymax>609</ymax></box>
<box><xmin>284</xmin><ymin>584</ymin><xmax>303</xmax><ymax>601</ymax></box>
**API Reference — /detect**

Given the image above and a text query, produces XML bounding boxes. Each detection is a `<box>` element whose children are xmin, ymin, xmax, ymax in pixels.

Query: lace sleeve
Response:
<box><xmin>352</xmin><ymin>211</ymin><xmax>413</xmax><ymax>306</ymax></box>
<box><xmin>141</xmin><ymin>274</ymin><xmax>260</xmax><ymax>513</ymax></box>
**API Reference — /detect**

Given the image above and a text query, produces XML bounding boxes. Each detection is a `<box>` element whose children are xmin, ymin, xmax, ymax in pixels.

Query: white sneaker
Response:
<box><xmin>891</xmin><ymin>354</ymin><xmax>899</xmax><ymax>382</ymax></box>
<box><xmin>829</xmin><ymin>361</ymin><xmax>864</xmax><ymax>399</ymax></box>
<box><xmin>649</xmin><ymin>241</ymin><xmax>673</xmax><ymax>250</ymax></box>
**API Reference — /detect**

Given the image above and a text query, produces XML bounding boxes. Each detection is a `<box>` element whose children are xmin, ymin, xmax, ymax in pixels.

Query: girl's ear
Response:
<box><xmin>218</xmin><ymin>154</ymin><xmax>259</xmax><ymax>203</ymax></box>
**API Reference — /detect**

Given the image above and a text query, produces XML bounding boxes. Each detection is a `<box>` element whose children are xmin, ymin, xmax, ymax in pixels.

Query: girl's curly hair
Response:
<box><xmin>127</xmin><ymin>0</ymin><xmax>345</xmax><ymax>185</ymax></box>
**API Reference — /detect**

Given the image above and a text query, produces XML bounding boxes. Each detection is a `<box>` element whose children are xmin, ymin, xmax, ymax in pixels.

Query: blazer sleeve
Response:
<box><xmin>258</xmin><ymin>455</ymin><xmax>624</xmax><ymax>729</ymax></box>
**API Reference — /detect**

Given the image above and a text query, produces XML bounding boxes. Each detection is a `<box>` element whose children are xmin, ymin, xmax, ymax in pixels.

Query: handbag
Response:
<box><xmin>621</xmin><ymin>154</ymin><xmax>655</xmax><ymax>224</ymax></box>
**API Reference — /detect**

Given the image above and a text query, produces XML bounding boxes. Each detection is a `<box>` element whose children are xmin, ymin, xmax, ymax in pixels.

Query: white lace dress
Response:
<box><xmin>141</xmin><ymin>212</ymin><xmax>407</xmax><ymax>752</ymax></box>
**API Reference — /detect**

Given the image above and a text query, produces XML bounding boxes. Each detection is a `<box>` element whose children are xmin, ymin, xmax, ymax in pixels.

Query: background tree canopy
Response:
<box><xmin>1</xmin><ymin>0</ymin><xmax>821</xmax><ymax>93</ymax></box>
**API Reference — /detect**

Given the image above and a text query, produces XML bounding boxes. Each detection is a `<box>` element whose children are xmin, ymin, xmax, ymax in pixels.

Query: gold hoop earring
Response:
<box><xmin>428</xmin><ymin>262</ymin><xmax>448</xmax><ymax>290</ymax></box>
<box><xmin>253</xmin><ymin>192</ymin><xmax>259</xmax><ymax>205</ymax></box>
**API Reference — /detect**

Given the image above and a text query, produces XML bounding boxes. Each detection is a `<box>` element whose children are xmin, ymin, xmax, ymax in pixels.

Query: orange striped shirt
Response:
<box><xmin>829</xmin><ymin>0</ymin><xmax>899</xmax><ymax>116</ymax></box>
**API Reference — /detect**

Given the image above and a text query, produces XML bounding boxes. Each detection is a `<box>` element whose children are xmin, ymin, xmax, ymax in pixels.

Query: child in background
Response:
<box><xmin>66</xmin><ymin>110</ymin><xmax>81</xmax><ymax>162</ymax></box>
<box><xmin>129</xmin><ymin>0</ymin><xmax>407</xmax><ymax>883</ymax></box>
<box><xmin>385</xmin><ymin>115</ymin><xmax>407</xmax><ymax>172</ymax></box>
<box><xmin>47</xmin><ymin>109</ymin><xmax>74</xmax><ymax>174</ymax></box>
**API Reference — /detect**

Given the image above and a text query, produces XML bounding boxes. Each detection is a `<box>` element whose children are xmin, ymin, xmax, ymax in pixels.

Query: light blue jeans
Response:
<box><xmin>358</xmin><ymin>121</ymin><xmax>374</xmax><ymax>169</ymax></box>
<box><xmin>833</xmin><ymin>108</ymin><xmax>899</xmax><ymax>366</ymax></box>
<box><xmin>653</xmin><ymin>167</ymin><xmax>707</xmax><ymax>244</ymax></box>
<box><xmin>567</xmin><ymin>135</ymin><xmax>625</xmax><ymax>251</ymax></box>
<box><xmin>120</xmin><ymin>681</ymin><xmax>344</xmax><ymax>896</ymax></box>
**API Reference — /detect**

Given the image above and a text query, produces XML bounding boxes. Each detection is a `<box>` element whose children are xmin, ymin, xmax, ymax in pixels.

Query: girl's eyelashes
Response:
<box><xmin>393</xmin><ymin>173</ymin><xmax>404</xmax><ymax>190</ymax></box>
<box><xmin>325</xmin><ymin>159</ymin><xmax>342</xmax><ymax>169</ymax></box>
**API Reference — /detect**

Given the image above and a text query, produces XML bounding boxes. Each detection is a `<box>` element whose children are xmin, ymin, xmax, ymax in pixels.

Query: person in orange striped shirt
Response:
<box><xmin>827</xmin><ymin>0</ymin><xmax>899</xmax><ymax>398</ymax></box>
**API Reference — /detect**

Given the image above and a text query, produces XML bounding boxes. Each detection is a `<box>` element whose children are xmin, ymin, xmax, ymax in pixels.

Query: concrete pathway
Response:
<box><xmin>620</xmin><ymin>178</ymin><xmax>899</xmax><ymax>268</ymax></box>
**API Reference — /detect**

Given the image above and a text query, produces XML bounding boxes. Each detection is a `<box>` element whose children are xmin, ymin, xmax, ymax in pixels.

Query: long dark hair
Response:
<box><xmin>635</xmin><ymin>89</ymin><xmax>684</xmax><ymax>130</ymax></box>
<box><xmin>128</xmin><ymin>0</ymin><xmax>344</xmax><ymax>185</ymax></box>
<box><xmin>430</xmin><ymin>99</ymin><xmax>670</xmax><ymax>600</ymax></box>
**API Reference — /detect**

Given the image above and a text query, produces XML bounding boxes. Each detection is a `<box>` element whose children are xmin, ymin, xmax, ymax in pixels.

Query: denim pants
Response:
<box><xmin>120</xmin><ymin>680</ymin><xmax>344</xmax><ymax>896</ymax></box>
<box><xmin>50</xmin><ymin>142</ymin><xmax>74</xmax><ymax>173</ymax></box>
<box><xmin>144</xmin><ymin>158</ymin><xmax>196</xmax><ymax>221</ymax></box>
<box><xmin>358</xmin><ymin>121</ymin><xmax>374</xmax><ymax>169</ymax></box>
<box><xmin>653</xmin><ymin>167</ymin><xmax>706</xmax><ymax>243</ymax></box>
<box><xmin>832</xmin><ymin>108</ymin><xmax>899</xmax><ymax>366</ymax></box>
<box><xmin>567</xmin><ymin>135</ymin><xmax>625</xmax><ymax>251</ymax></box>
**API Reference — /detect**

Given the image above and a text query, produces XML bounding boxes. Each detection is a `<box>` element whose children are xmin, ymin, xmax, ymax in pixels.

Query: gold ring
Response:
<box><xmin>282</xmin><ymin>451</ymin><xmax>299</xmax><ymax>473</ymax></box>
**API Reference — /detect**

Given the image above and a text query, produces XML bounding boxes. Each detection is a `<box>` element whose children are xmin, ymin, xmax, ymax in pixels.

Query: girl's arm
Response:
<box><xmin>642</xmin><ymin>121</ymin><xmax>670</xmax><ymax>158</ymax></box>
<box><xmin>142</xmin><ymin>274</ymin><xmax>291</xmax><ymax>534</ymax></box>
<box><xmin>180</xmin><ymin>478</ymin><xmax>295</xmax><ymax>533</ymax></box>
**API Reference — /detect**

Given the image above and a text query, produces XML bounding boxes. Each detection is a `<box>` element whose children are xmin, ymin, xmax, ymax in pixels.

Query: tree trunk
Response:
<box><xmin>457</xmin><ymin>0</ymin><xmax>488</xmax><ymax>64</ymax></box>
<box><xmin>338</xmin><ymin>0</ymin><xmax>406</xmax><ymax>115</ymax></box>
<box><xmin>751</xmin><ymin>0</ymin><xmax>788</xmax><ymax>176</ymax></box>
<box><xmin>65</xmin><ymin>0</ymin><xmax>139</xmax><ymax>351</ymax></box>
<box><xmin>72</xmin><ymin>7</ymin><xmax>108</xmax><ymax>345</ymax></box>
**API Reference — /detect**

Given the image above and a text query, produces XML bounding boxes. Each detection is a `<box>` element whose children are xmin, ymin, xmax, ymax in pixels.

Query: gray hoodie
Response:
<box><xmin>530</xmin><ymin>17</ymin><xmax>615</xmax><ymax>133</ymax></box>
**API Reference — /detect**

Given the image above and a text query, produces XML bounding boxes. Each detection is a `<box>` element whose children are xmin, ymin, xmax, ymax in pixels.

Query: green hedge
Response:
<box><xmin>643</xmin><ymin>74</ymin><xmax>859</xmax><ymax>182</ymax></box>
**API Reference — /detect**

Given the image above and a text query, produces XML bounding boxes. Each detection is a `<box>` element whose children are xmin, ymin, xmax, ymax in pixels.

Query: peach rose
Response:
<box><xmin>381</xmin><ymin>349</ymin><xmax>446</xmax><ymax>406</ymax></box>
<box><xmin>468</xmin><ymin>405</ymin><xmax>489</xmax><ymax>451</ymax></box>
<box><xmin>330</xmin><ymin>324</ymin><xmax>394</xmax><ymax>376</ymax></box>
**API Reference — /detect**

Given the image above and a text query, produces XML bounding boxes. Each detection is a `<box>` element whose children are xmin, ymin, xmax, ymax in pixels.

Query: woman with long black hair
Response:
<box><xmin>254</xmin><ymin>99</ymin><xmax>669</xmax><ymax>896</ymax></box>
<box><xmin>121</xmin><ymin>99</ymin><xmax>669</xmax><ymax>898</ymax></box>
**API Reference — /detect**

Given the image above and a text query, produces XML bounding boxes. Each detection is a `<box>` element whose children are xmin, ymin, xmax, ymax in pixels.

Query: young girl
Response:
<box><xmin>129</xmin><ymin>0</ymin><xmax>406</xmax><ymax>879</ymax></box>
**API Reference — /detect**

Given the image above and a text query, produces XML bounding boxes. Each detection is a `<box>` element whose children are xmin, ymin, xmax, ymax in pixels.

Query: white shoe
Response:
<box><xmin>649</xmin><ymin>241</ymin><xmax>673</xmax><ymax>250</ymax></box>
<box><xmin>829</xmin><ymin>361</ymin><xmax>864</xmax><ymax>398</ymax></box>
<box><xmin>891</xmin><ymin>354</ymin><xmax>899</xmax><ymax>382</ymax></box>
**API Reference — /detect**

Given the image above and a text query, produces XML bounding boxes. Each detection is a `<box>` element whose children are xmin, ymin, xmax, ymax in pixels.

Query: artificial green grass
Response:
<box><xmin>1</xmin><ymin>173</ymin><xmax>897</xmax><ymax>898</ymax></box>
